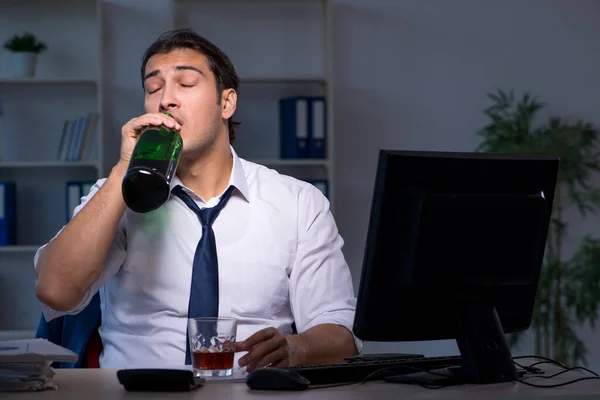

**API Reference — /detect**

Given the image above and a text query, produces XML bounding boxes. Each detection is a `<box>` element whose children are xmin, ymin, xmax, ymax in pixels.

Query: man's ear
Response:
<box><xmin>221</xmin><ymin>89</ymin><xmax>237</xmax><ymax>120</ymax></box>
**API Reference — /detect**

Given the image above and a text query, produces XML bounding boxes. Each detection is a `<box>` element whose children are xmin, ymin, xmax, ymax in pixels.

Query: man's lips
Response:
<box><xmin>167</xmin><ymin>113</ymin><xmax>183</xmax><ymax>126</ymax></box>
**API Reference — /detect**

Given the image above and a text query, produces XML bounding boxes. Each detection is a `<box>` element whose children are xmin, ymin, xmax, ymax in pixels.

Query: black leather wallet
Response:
<box><xmin>117</xmin><ymin>368</ymin><xmax>205</xmax><ymax>392</ymax></box>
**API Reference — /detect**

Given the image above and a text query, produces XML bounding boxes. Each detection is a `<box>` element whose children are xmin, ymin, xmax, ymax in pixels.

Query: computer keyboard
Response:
<box><xmin>284</xmin><ymin>355</ymin><xmax>463</xmax><ymax>385</ymax></box>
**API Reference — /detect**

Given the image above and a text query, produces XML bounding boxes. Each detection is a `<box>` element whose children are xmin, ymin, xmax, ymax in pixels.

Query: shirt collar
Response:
<box><xmin>169</xmin><ymin>145</ymin><xmax>250</xmax><ymax>202</ymax></box>
<box><xmin>230</xmin><ymin>145</ymin><xmax>250</xmax><ymax>201</ymax></box>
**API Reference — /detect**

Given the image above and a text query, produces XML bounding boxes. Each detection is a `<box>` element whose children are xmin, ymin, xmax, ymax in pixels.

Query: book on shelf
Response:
<box><xmin>56</xmin><ymin>113</ymin><xmax>99</xmax><ymax>162</ymax></box>
<box><xmin>0</xmin><ymin>181</ymin><xmax>16</xmax><ymax>246</ymax></box>
<box><xmin>279</xmin><ymin>96</ymin><xmax>326</xmax><ymax>160</ymax></box>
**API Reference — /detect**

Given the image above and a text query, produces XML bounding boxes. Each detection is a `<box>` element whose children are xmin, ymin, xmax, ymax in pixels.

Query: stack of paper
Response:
<box><xmin>0</xmin><ymin>338</ymin><xmax>78</xmax><ymax>392</ymax></box>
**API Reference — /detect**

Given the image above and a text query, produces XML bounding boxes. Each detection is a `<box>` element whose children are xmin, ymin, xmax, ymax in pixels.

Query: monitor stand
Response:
<box><xmin>386</xmin><ymin>304</ymin><xmax>519</xmax><ymax>387</ymax></box>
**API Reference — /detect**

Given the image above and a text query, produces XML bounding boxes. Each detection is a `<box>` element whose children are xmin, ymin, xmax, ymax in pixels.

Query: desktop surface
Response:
<box><xmin>3</xmin><ymin>366</ymin><xmax>599</xmax><ymax>400</ymax></box>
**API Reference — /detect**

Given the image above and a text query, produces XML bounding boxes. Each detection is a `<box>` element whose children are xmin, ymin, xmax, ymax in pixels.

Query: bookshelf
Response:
<box><xmin>0</xmin><ymin>0</ymin><xmax>104</xmax><ymax>339</ymax></box>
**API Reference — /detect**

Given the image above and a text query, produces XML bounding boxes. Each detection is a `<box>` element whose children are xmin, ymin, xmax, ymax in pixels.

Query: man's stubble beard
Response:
<box><xmin>179</xmin><ymin>126</ymin><xmax>223</xmax><ymax>165</ymax></box>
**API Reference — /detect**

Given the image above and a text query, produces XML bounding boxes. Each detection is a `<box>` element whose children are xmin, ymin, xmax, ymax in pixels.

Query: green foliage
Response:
<box><xmin>3</xmin><ymin>32</ymin><xmax>47</xmax><ymax>53</ymax></box>
<box><xmin>476</xmin><ymin>89</ymin><xmax>600</xmax><ymax>366</ymax></box>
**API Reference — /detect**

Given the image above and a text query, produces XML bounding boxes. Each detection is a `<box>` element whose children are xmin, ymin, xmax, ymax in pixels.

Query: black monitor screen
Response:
<box><xmin>352</xmin><ymin>150</ymin><xmax>559</xmax><ymax>385</ymax></box>
<box><xmin>413</xmin><ymin>191</ymin><xmax>546</xmax><ymax>286</ymax></box>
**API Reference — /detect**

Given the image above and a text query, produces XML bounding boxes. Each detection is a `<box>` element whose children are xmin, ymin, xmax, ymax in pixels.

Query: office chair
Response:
<box><xmin>35</xmin><ymin>292</ymin><xmax>102</xmax><ymax>368</ymax></box>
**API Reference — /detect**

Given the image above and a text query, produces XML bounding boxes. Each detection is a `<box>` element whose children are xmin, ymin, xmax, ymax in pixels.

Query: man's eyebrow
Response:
<box><xmin>175</xmin><ymin>65</ymin><xmax>204</xmax><ymax>75</ymax></box>
<box><xmin>143</xmin><ymin>69</ymin><xmax>160</xmax><ymax>82</ymax></box>
<box><xmin>143</xmin><ymin>65</ymin><xmax>204</xmax><ymax>83</ymax></box>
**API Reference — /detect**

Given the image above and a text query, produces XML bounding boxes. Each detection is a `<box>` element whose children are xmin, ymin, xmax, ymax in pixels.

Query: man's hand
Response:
<box><xmin>119</xmin><ymin>113</ymin><xmax>182</xmax><ymax>165</ymax></box>
<box><xmin>236</xmin><ymin>324</ymin><xmax>357</xmax><ymax>372</ymax></box>
<box><xmin>235</xmin><ymin>328</ymin><xmax>304</xmax><ymax>372</ymax></box>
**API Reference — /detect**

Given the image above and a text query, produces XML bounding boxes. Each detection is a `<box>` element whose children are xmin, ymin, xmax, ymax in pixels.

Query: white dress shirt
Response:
<box><xmin>35</xmin><ymin>146</ymin><xmax>362</xmax><ymax>368</ymax></box>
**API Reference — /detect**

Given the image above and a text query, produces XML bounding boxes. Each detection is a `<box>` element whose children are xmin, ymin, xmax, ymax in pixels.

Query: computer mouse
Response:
<box><xmin>245</xmin><ymin>367</ymin><xmax>310</xmax><ymax>391</ymax></box>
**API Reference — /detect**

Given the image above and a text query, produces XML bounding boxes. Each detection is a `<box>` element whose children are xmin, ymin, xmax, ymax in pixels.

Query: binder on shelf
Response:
<box><xmin>65</xmin><ymin>181</ymin><xmax>95</xmax><ymax>223</ymax></box>
<box><xmin>308</xmin><ymin>97</ymin><xmax>326</xmax><ymax>159</ymax></box>
<box><xmin>279</xmin><ymin>97</ymin><xmax>309</xmax><ymax>159</ymax></box>
<box><xmin>0</xmin><ymin>181</ymin><xmax>16</xmax><ymax>246</ymax></box>
<box><xmin>279</xmin><ymin>96</ymin><xmax>327</xmax><ymax>160</ymax></box>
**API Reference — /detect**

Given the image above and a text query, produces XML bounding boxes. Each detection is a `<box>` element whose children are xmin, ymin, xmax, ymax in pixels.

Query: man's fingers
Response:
<box><xmin>239</xmin><ymin>336</ymin><xmax>280</xmax><ymax>367</ymax></box>
<box><xmin>136</xmin><ymin>115</ymin><xmax>179</xmax><ymax>130</ymax></box>
<box><xmin>248</xmin><ymin>346</ymin><xmax>288</xmax><ymax>371</ymax></box>
<box><xmin>125</xmin><ymin>114</ymin><xmax>181</xmax><ymax>136</ymax></box>
<box><xmin>234</xmin><ymin>341</ymin><xmax>247</xmax><ymax>352</ymax></box>
<box><xmin>236</xmin><ymin>328</ymin><xmax>277</xmax><ymax>352</ymax></box>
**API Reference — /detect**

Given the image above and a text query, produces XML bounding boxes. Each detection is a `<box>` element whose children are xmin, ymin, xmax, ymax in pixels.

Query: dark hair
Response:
<box><xmin>141</xmin><ymin>28</ymin><xmax>241</xmax><ymax>143</ymax></box>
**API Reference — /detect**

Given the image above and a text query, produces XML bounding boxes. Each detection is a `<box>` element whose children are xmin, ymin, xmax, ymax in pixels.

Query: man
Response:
<box><xmin>34</xmin><ymin>28</ymin><xmax>360</xmax><ymax>371</ymax></box>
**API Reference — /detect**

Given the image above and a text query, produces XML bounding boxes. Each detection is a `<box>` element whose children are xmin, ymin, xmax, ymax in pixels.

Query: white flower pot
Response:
<box><xmin>11</xmin><ymin>52</ymin><xmax>38</xmax><ymax>78</ymax></box>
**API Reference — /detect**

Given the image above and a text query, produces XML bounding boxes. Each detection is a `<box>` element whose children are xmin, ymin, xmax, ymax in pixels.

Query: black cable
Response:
<box><xmin>512</xmin><ymin>355</ymin><xmax>568</xmax><ymax>370</ymax></box>
<box><xmin>510</xmin><ymin>355</ymin><xmax>600</xmax><ymax>388</ymax></box>
<box><xmin>528</xmin><ymin>360</ymin><xmax>557</xmax><ymax>369</ymax></box>
<box><xmin>522</xmin><ymin>366</ymin><xmax>599</xmax><ymax>380</ymax></box>
<box><xmin>526</xmin><ymin>359</ymin><xmax>600</xmax><ymax>379</ymax></box>
<box><xmin>516</xmin><ymin>376</ymin><xmax>600</xmax><ymax>388</ymax></box>
<box><xmin>513</xmin><ymin>355</ymin><xmax>599</xmax><ymax>378</ymax></box>
<box><xmin>513</xmin><ymin>360</ymin><xmax>544</xmax><ymax>375</ymax></box>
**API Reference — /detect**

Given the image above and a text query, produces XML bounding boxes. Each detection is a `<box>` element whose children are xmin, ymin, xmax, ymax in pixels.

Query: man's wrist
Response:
<box><xmin>110</xmin><ymin>161</ymin><xmax>128</xmax><ymax>181</ymax></box>
<box><xmin>287</xmin><ymin>333</ymin><xmax>309</xmax><ymax>366</ymax></box>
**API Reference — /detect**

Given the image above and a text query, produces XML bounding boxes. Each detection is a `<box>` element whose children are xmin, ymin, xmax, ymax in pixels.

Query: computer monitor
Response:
<box><xmin>353</xmin><ymin>149</ymin><xmax>559</xmax><ymax>386</ymax></box>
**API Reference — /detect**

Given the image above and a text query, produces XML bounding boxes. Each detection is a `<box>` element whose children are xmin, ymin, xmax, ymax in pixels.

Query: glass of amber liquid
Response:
<box><xmin>188</xmin><ymin>317</ymin><xmax>237</xmax><ymax>377</ymax></box>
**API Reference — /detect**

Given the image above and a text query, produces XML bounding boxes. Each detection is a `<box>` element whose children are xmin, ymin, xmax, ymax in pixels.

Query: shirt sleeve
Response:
<box><xmin>288</xmin><ymin>183</ymin><xmax>363</xmax><ymax>354</ymax></box>
<box><xmin>33</xmin><ymin>178</ymin><xmax>127</xmax><ymax>322</ymax></box>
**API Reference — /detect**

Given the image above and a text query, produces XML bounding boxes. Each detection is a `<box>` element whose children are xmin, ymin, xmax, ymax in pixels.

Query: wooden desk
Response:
<box><xmin>3</xmin><ymin>368</ymin><xmax>600</xmax><ymax>399</ymax></box>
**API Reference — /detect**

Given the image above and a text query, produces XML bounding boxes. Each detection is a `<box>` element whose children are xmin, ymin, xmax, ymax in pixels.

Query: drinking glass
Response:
<box><xmin>188</xmin><ymin>317</ymin><xmax>237</xmax><ymax>377</ymax></box>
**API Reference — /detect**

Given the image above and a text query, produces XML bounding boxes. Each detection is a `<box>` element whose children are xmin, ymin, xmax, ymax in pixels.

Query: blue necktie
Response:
<box><xmin>171</xmin><ymin>184</ymin><xmax>235</xmax><ymax>365</ymax></box>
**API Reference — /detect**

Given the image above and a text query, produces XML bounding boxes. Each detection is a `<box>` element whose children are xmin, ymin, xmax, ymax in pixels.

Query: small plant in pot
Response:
<box><xmin>3</xmin><ymin>32</ymin><xmax>47</xmax><ymax>78</ymax></box>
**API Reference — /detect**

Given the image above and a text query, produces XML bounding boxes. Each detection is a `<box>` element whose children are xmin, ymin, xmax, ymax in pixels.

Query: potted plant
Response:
<box><xmin>2</xmin><ymin>32</ymin><xmax>47</xmax><ymax>78</ymax></box>
<box><xmin>475</xmin><ymin>89</ymin><xmax>600</xmax><ymax>366</ymax></box>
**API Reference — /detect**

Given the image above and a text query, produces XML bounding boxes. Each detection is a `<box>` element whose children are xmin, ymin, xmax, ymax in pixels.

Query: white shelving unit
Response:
<box><xmin>0</xmin><ymin>0</ymin><xmax>104</xmax><ymax>337</ymax></box>
<box><xmin>170</xmin><ymin>0</ymin><xmax>335</xmax><ymax>209</ymax></box>
<box><xmin>0</xmin><ymin>78</ymin><xmax>97</xmax><ymax>85</ymax></box>
<box><xmin>0</xmin><ymin>161</ymin><xmax>101</xmax><ymax>168</ymax></box>
<box><xmin>0</xmin><ymin>246</ymin><xmax>39</xmax><ymax>253</ymax></box>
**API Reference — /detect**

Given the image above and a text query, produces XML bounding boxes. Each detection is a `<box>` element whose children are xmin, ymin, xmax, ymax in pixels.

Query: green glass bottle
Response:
<box><xmin>122</xmin><ymin>112</ymin><xmax>183</xmax><ymax>213</ymax></box>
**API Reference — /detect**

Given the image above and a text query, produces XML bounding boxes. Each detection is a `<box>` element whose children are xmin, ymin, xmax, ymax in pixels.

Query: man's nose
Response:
<box><xmin>159</xmin><ymin>86</ymin><xmax>180</xmax><ymax>112</ymax></box>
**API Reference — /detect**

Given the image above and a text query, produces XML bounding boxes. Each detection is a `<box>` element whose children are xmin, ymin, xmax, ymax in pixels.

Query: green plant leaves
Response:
<box><xmin>3</xmin><ymin>32</ymin><xmax>47</xmax><ymax>53</ymax></box>
<box><xmin>567</xmin><ymin>236</ymin><xmax>600</xmax><ymax>327</ymax></box>
<box><xmin>476</xmin><ymin>89</ymin><xmax>600</xmax><ymax>366</ymax></box>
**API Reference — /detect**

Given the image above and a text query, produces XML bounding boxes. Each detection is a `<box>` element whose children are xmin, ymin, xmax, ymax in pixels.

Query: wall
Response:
<box><xmin>332</xmin><ymin>0</ymin><xmax>600</xmax><ymax>367</ymax></box>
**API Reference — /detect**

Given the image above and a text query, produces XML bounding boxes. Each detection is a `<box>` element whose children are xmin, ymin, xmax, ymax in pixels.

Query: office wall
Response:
<box><xmin>331</xmin><ymin>0</ymin><xmax>600</xmax><ymax>368</ymax></box>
